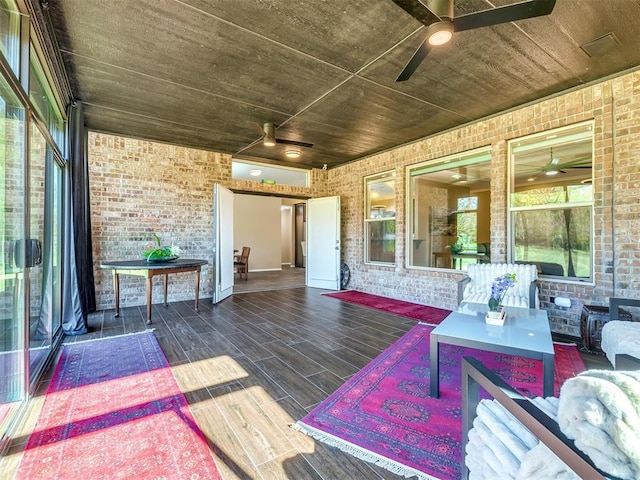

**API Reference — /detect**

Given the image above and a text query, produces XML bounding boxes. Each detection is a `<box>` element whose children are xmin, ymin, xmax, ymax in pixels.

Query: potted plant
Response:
<box><xmin>143</xmin><ymin>233</ymin><xmax>180</xmax><ymax>262</ymax></box>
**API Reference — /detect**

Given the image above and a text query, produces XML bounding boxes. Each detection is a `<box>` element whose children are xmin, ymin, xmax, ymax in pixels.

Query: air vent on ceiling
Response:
<box><xmin>580</xmin><ymin>33</ymin><xmax>620</xmax><ymax>57</ymax></box>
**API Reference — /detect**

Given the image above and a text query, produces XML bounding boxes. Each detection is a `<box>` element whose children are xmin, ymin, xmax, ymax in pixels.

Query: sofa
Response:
<box><xmin>458</xmin><ymin>263</ymin><xmax>539</xmax><ymax>309</ymax></box>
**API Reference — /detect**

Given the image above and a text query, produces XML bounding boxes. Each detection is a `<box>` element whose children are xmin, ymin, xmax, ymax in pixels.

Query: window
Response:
<box><xmin>365</xmin><ymin>171</ymin><xmax>396</xmax><ymax>265</ymax></box>
<box><xmin>0</xmin><ymin>0</ymin><xmax>21</xmax><ymax>75</ymax></box>
<box><xmin>509</xmin><ymin>122</ymin><xmax>593</xmax><ymax>280</ymax></box>
<box><xmin>29</xmin><ymin>46</ymin><xmax>64</xmax><ymax>149</ymax></box>
<box><xmin>232</xmin><ymin>159</ymin><xmax>309</xmax><ymax>187</ymax></box>
<box><xmin>406</xmin><ymin>148</ymin><xmax>491</xmax><ymax>270</ymax></box>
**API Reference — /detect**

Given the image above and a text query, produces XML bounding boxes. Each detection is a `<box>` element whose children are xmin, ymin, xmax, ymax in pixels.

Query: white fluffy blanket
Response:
<box><xmin>465</xmin><ymin>397</ymin><xmax>560</xmax><ymax>480</ymax></box>
<box><xmin>558</xmin><ymin>369</ymin><xmax>640</xmax><ymax>480</ymax></box>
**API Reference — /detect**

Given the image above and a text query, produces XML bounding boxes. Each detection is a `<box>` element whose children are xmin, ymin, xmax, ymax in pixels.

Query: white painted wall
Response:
<box><xmin>233</xmin><ymin>194</ymin><xmax>282</xmax><ymax>271</ymax></box>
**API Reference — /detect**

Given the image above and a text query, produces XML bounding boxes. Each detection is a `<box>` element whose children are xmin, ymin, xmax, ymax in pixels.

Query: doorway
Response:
<box><xmin>232</xmin><ymin>194</ymin><xmax>306</xmax><ymax>293</ymax></box>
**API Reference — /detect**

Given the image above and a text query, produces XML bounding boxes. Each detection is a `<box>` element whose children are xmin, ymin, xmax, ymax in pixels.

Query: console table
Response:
<box><xmin>100</xmin><ymin>259</ymin><xmax>208</xmax><ymax>325</ymax></box>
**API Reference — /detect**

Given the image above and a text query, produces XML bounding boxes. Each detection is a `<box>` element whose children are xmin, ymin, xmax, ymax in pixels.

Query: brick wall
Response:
<box><xmin>89</xmin><ymin>133</ymin><xmax>325</xmax><ymax>310</ymax></box>
<box><xmin>89</xmin><ymin>70</ymin><xmax>640</xmax><ymax>336</ymax></box>
<box><xmin>328</xmin><ymin>70</ymin><xmax>640</xmax><ymax>336</ymax></box>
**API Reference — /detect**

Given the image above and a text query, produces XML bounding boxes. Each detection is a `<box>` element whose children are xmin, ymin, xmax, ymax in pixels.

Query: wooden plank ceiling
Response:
<box><xmin>46</xmin><ymin>0</ymin><xmax>640</xmax><ymax>170</ymax></box>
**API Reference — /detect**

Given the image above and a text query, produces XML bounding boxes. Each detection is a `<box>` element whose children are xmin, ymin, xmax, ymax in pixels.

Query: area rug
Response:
<box><xmin>15</xmin><ymin>332</ymin><xmax>222</xmax><ymax>480</ymax></box>
<box><xmin>324</xmin><ymin>290</ymin><xmax>451</xmax><ymax>325</ymax></box>
<box><xmin>293</xmin><ymin>323</ymin><xmax>585</xmax><ymax>480</ymax></box>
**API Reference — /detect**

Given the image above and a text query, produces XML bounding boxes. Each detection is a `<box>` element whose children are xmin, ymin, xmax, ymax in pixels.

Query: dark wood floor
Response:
<box><xmin>3</xmin><ymin>287</ymin><xmax>609</xmax><ymax>479</ymax></box>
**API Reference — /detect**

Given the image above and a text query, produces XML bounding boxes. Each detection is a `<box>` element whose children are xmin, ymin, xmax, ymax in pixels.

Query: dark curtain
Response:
<box><xmin>62</xmin><ymin>101</ymin><xmax>94</xmax><ymax>334</ymax></box>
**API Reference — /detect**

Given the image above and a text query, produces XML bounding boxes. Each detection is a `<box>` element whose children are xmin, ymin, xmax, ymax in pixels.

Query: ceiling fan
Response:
<box><xmin>391</xmin><ymin>0</ymin><xmax>557</xmax><ymax>82</ymax></box>
<box><xmin>250</xmin><ymin>122</ymin><xmax>314</xmax><ymax>149</ymax></box>
<box><xmin>540</xmin><ymin>148</ymin><xmax>592</xmax><ymax>176</ymax></box>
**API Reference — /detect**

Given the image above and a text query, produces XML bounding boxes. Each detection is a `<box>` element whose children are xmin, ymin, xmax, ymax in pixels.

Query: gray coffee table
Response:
<box><xmin>430</xmin><ymin>302</ymin><xmax>555</xmax><ymax>398</ymax></box>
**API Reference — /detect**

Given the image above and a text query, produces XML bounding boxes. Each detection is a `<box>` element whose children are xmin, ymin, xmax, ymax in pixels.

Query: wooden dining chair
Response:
<box><xmin>234</xmin><ymin>246</ymin><xmax>250</xmax><ymax>280</ymax></box>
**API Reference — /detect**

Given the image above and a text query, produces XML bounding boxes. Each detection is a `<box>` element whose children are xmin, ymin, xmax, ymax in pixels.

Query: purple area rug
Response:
<box><xmin>294</xmin><ymin>323</ymin><xmax>585</xmax><ymax>480</ymax></box>
<box><xmin>324</xmin><ymin>290</ymin><xmax>451</xmax><ymax>325</ymax></box>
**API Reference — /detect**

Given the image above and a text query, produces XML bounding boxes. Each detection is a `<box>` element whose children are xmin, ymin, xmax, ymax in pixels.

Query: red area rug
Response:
<box><xmin>324</xmin><ymin>290</ymin><xmax>451</xmax><ymax>325</ymax></box>
<box><xmin>15</xmin><ymin>332</ymin><xmax>221</xmax><ymax>480</ymax></box>
<box><xmin>294</xmin><ymin>323</ymin><xmax>585</xmax><ymax>480</ymax></box>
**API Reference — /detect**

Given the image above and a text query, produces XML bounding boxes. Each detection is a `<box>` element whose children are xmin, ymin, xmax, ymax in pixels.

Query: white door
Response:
<box><xmin>306</xmin><ymin>196</ymin><xmax>340</xmax><ymax>290</ymax></box>
<box><xmin>213</xmin><ymin>183</ymin><xmax>234</xmax><ymax>303</ymax></box>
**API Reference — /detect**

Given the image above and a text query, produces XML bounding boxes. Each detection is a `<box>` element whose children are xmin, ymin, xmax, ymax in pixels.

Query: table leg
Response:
<box><xmin>146</xmin><ymin>276</ymin><xmax>153</xmax><ymax>325</ymax></box>
<box><xmin>430</xmin><ymin>334</ymin><xmax>440</xmax><ymax>398</ymax></box>
<box><xmin>163</xmin><ymin>274</ymin><xmax>169</xmax><ymax>307</ymax></box>
<box><xmin>542</xmin><ymin>353</ymin><xmax>555</xmax><ymax>397</ymax></box>
<box><xmin>112</xmin><ymin>271</ymin><xmax>120</xmax><ymax>317</ymax></box>
<box><xmin>194</xmin><ymin>267</ymin><xmax>201</xmax><ymax>313</ymax></box>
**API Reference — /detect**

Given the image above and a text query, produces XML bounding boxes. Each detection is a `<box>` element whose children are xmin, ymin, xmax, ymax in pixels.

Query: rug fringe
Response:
<box><xmin>62</xmin><ymin>329</ymin><xmax>155</xmax><ymax>345</ymax></box>
<box><xmin>291</xmin><ymin>421</ymin><xmax>439</xmax><ymax>480</ymax></box>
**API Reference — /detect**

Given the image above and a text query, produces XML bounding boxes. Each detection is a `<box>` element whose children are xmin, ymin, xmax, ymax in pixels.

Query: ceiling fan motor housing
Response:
<box><xmin>427</xmin><ymin>0</ymin><xmax>454</xmax><ymax>19</ymax></box>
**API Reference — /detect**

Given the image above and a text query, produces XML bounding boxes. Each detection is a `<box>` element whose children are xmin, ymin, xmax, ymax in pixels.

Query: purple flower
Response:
<box><xmin>489</xmin><ymin>273</ymin><xmax>517</xmax><ymax>310</ymax></box>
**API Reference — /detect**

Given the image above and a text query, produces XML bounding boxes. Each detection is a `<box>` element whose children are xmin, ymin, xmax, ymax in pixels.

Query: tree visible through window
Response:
<box><xmin>509</xmin><ymin>122</ymin><xmax>593</xmax><ymax>280</ymax></box>
<box><xmin>456</xmin><ymin>196</ymin><xmax>478</xmax><ymax>254</ymax></box>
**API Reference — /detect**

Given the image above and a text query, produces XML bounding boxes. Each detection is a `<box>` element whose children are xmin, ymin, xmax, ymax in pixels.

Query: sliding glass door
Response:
<box><xmin>0</xmin><ymin>73</ymin><xmax>26</xmax><ymax>433</ymax></box>
<box><xmin>0</xmin><ymin>0</ymin><xmax>67</xmax><ymax>450</ymax></box>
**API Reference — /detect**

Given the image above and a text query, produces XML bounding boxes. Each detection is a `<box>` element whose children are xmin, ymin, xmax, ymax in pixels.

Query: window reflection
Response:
<box><xmin>509</xmin><ymin>122</ymin><xmax>593</xmax><ymax>280</ymax></box>
<box><xmin>365</xmin><ymin>172</ymin><xmax>396</xmax><ymax>265</ymax></box>
<box><xmin>407</xmin><ymin>148</ymin><xmax>491</xmax><ymax>270</ymax></box>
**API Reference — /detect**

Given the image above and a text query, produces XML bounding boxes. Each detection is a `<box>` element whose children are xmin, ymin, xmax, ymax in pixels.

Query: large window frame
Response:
<box><xmin>405</xmin><ymin>147</ymin><xmax>492</xmax><ymax>271</ymax></box>
<box><xmin>0</xmin><ymin>0</ymin><xmax>68</xmax><ymax>447</ymax></box>
<box><xmin>364</xmin><ymin>171</ymin><xmax>396</xmax><ymax>266</ymax></box>
<box><xmin>508</xmin><ymin>121</ymin><xmax>594</xmax><ymax>282</ymax></box>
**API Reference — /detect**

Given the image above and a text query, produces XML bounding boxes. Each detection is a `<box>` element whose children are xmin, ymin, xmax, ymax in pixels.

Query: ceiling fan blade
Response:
<box><xmin>276</xmin><ymin>138</ymin><xmax>314</xmax><ymax>148</ymax></box>
<box><xmin>557</xmin><ymin>159</ymin><xmax>592</xmax><ymax>169</ymax></box>
<box><xmin>396</xmin><ymin>38</ymin><xmax>431</xmax><ymax>82</ymax></box>
<box><xmin>390</xmin><ymin>0</ymin><xmax>441</xmax><ymax>26</ymax></box>
<box><xmin>453</xmin><ymin>0</ymin><xmax>556</xmax><ymax>33</ymax></box>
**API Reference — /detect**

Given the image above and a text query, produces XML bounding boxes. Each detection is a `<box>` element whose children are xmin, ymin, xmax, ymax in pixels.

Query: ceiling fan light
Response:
<box><xmin>545</xmin><ymin>170</ymin><xmax>559</xmax><ymax>176</ymax></box>
<box><xmin>285</xmin><ymin>149</ymin><xmax>301</xmax><ymax>159</ymax></box>
<box><xmin>426</xmin><ymin>21</ymin><xmax>454</xmax><ymax>46</ymax></box>
<box><xmin>263</xmin><ymin>137</ymin><xmax>276</xmax><ymax>147</ymax></box>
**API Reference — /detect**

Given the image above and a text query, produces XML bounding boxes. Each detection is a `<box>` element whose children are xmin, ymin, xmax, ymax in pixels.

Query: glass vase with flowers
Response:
<box><xmin>486</xmin><ymin>273</ymin><xmax>517</xmax><ymax>325</ymax></box>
